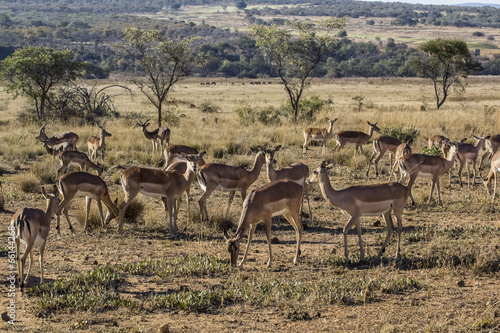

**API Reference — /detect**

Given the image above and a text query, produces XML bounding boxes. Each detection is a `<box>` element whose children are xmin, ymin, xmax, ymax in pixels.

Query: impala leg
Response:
<box><xmin>380</xmin><ymin>211</ymin><xmax>394</xmax><ymax>257</ymax></box>
<box><xmin>240</xmin><ymin>223</ymin><xmax>257</xmax><ymax>267</ymax></box>
<box><xmin>96</xmin><ymin>199</ymin><xmax>106</xmax><ymax>230</ymax></box>
<box><xmin>494</xmin><ymin>170</ymin><xmax>497</xmax><ymax>203</ymax></box>
<box><xmin>118</xmin><ymin>190</ymin><xmax>139</xmax><ymax>231</ymax></box>
<box><xmin>466</xmin><ymin>161</ymin><xmax>471</xmax><ymax>188</ymax></box>
<box><xmin>343</xmin><ymin>215</ymin><xmax>359</xmax><ymax>264</ymax></box>
<box><xmin>406</xmin><ymin>175</ymin><xmax>417</xmax><ymax>205</ymax></box>
<box><xmin>225</xmin><ymin>191</ymin><xmax>236</xmax><ymax>218</ymax></box>
<box><xmin>355</xmin><ymin>219</ymin><xmax>364</xmax><ymax>260</ymax></box>
<box><xmin>85</xmin><ymin>197</ymin><xmax>92</xmax><ymax>233</ymax></box>
<box><xmin>303</xmin><ymin>182</ymin><xmax>312</xmax><ymax>222</ymax></box>
<box><xmin>264</xmin><ymin>217</ymin><xmax>273</xmax><ymax>267</ymax></box>
<box><xmin>39</xmin><ymin>240</ymin><xmax>46</xmax><ymax>284</ymax></box>
<box><xmin>25</xmin><ymin>248</ymin><xmax>34</xmax><ymax>285</ymax></box>
<box><xmin>366</xmin><ymin>150</ymin><xmax>378</xmax><ymax>178</ymax></box>
<box><xmin>57</xmin><ymin>194</ymin><xmax>76</xmax><ymax>235</ymax></box>
<box><xmin>284</xmin><ymin>211</ymin><xmax>303</xmax><ymax>265</ymax></box>
<box><xmin>20</xmin><ymin>241</ymin><xmax>35</xmax><ymax>289</ymax></box>
<box><xmin>472</xmin><ymin>160</ymin><xmax>477</xmax><ymax>187</ymax></box>
<box><xmin>395</xmin><ymin>213</ymin><xmax>402</xmax><ymax>258</ymax></box>
<box><xmin>303</xmin><ymin>138</ymin><xmax>310</xmax><ymax>156</ymax></box>
<box><xmin>198</xmin><ymin>187</ymin><xmax>215</xmax><ymax>221</ymax></box>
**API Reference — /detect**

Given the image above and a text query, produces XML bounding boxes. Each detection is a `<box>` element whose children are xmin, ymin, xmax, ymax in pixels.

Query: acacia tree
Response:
<box><xmin>119</xmin><ymin>28</ymin><xmax>197</xmax><ymax>127</ymax></box>
<box><xmin>251</xmin><ymin>17</ymin><xmax>347</xmax><ymax>121</ymax></box>
<box><xmin>411</xmin><ymin>39</ymin><xmax>482</xmax><ymax>110</ymax></box>
<box><xmin>0</xmin><ymin>47</ymin><xmax>84</xmax><ymax>120</ymax></box>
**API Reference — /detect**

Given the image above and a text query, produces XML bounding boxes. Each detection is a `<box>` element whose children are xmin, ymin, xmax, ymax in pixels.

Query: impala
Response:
<box><xmin>333</xmin><ymin>121</ymin><xmax>380</xmax><ymax>155</ymax></box>
<box><xmin>197</xmin><ymin>147</ymin><xmax>266</xmax><ymax>221</ymax></box>
<box><xmin>308</xmin><ymin>162</ymin><xmax>408</xmax><ymax>263</ymax></box>
<box><xmin>224</xmin><ymin>180</ymin><xmax>303</xmax><ymax>268</ymax></box>
<box><xmin>480</xmin><ymin>134</ymin><xmax>500</xmax><ymax>168</ymax></box>
<box><xmin>483</xmin><ymin>151</ymin><xmax>500</xmax><ymax>202</ymax></box>
<box><xmin>366</xmin><ymin>135</ymin><xmax>402</xmax><ymax>179</ymax></box>
<box><xmin>456</xmin><ymin>135</ymin><xmax>486</xmax><ymax>188</ymax></box>
<box><xmin>263</xmin><ymin>145</ymin><xmax>311</xmax><ymax>220</ymax></box>
<box><xmin>389</xmin><ymin>143</ymin><xmax>412</xmax><ymax>182</ymax></box>
<box><xmin>35</xmin><ymin>123</ymin><xmax>79</xmax><ymax>149</ymax></box>
<box><xmin>302</xmin><ymin>118</ymin><xmax>338</xmax><ymax>156</ymax></box>
<box><xmin>400</xmin><ymin>140</ymin><xmax>458</xmax><ymax>205</ymax></box>
<box><xmin>57</xmin><ymin>150</ymin><xmax>103</xmax><ymax>178</ymax></box>
<box><xmin>10</xmin><ymin>185</ymin><xmax>59</xmax><ymax>290</ymax></box>
<box><xmin>87</xmin><ymin>123</ymin><xmax>111</xmax><ymax>161</ymax></box>
<box><xmin>56</xmin><ymin>172</ymin><xmax>118</xmax><ymax>235</ymax></box>
<box><xmin>137</xmin><ymin>117</ymin><xmax>171</xmax><ymax>156</ymax></box>
<box><xmin>163</xmin><ymin>144</ymin><xmax>204</xmax><ymax>169</ymax></box>
<box><xmin>42</xmin><ymin>140</ymin><xmax>74</xmax><ymax>159</ymax></box>
<box><xmin>427</xmin><ymin>135</ymin><xmax>448</xmax><ymax>152</ymax></box>
<box><xmin>107</xmin><ymin>152</ymin><xmax>205</xmax><ymax>235</ymax></box>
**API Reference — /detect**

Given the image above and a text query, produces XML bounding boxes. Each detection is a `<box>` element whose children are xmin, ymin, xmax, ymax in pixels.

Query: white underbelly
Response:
<box><xmin>75</xmin><ymin>189</ymin><xmax>98</xmax><ymax>199</ymax></box>
<box><xmin>417</xmin><ymin>171</ymin><xmax>435</xmax><ymax>178</ymax></box>
<box><xmin>358</xmin><ymin>200</ymin><xmax>393</xmax><ymax>216</ymax></box>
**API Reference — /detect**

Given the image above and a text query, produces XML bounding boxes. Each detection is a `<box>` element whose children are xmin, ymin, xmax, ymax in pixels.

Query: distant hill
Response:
<box><xmin>456</xmin><ymin>3</ymin><xmax>500</xmax><ymax>7</ymax></box>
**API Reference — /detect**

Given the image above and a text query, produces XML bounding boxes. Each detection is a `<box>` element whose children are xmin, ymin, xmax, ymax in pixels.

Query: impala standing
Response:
<box><xmin>263</xmin><ymin>145</ymin><xmax>311</xmax><ymax>220</ymax></box>
<box><xmin>57</xmin><ymin>150</ymin><xmax>103</xmax><ymax>178</ymax></box>
<box><xmin>10</xmin><ymin>185</ymin><xmax>59</xmax><ymax>290</ymax></box>
<box><xmin>163</xmin><ymin>144</ymin><xmax>204</xmax><ymax>169</ymax></box>
<box><xmin>308</xmin><ymin>162</ymin><xmax>408</xmax><ymax>263</ymax></box>
<box><xmin>56</xmin><ymin>172</ymin><xmax>118</xmax><ymax>235</ymax></box>
<box><xmin>137</xmin><ymin>117</ymin><xmax>171</xmax><ymax>156</ymax></box>
<box><xmin>366</xmin><ymin>135</ymin><xmax>402</xmax><ymax>179</ymax></box>
<box><xmin>35</xmin><ymin>123</ymin><xmax>79</xmax><ymax>149</ymax></box>
<box><xmin>389</xmin><ymin>143</ymin><xmax>412</xmax><ymax>182</ymax></box>
<box><xmin>225</xmin><ymin>180</ymin><xmax>303</xmax><ymax>268</ymax></box>
<box><xmin>107</xmin><ymin>152</ymin><xmax>204</xmax><ymax>236</ymax></box>
<box><xmin>197</xmin><ymin>147</ymin><xmax>266</xmax><ymax>221</ymax></box>
<box><xmin>483</xmin><ymin>150</ymin><xmax>500</xmax><ymax>202</ymax></box>
<box><xmin>480</xmin><ymin>134</ymin><xmax>500</xmax><ymax>168</ymax></box>
<box><xmin>42</xmin><ymin>140</ymin><xmax>74</xmax><ymax>159</ymax></box>
<box><xmin>87</xmin><ymin>123</ymin><xmax>111</xmax><ymax>161</ymax></box>
<box><xmin>333</xmin><ymin>121</ymin><xmax>380</xmax><ymax>155</ymax></box>
<box><xmin>303</xmin><ymin>118</ymin><xmax>338</xmax><ymax>157</ymax></box>
<box><xmin>456</xmin><ymin>135</ymin><xmax>486</xmax><ymax>188</ymax></box>
<box><xmin>400</xmin><ymin>140</ymin><xmax>458</xmax><ymax>205</ymax></box>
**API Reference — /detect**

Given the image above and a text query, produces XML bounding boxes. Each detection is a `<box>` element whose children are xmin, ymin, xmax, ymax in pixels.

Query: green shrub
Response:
<box><xmin>380</xmin><ymin>125</ymin><xmax>420</xmax><ymax>145</ymax></box>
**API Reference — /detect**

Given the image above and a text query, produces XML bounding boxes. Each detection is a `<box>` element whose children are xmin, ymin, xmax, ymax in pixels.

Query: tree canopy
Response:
<box><xmin>0</xmin><ymin>46</ymin><xmax>84</xmax><ymax>120</ymax></box>
<box><xmin>410</xmin><ymin>39</ymin><xmax>482</xmax><ymax>109</ymax></box>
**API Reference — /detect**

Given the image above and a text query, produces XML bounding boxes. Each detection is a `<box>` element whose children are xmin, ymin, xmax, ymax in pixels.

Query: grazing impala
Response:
<box><xmin>400</xmin><ymin>140</ymin><xmax>458</xmax><ymax>205</ymax></box>
<box><xmin>87</xmin><ymin>124</ymin><xmax>111</xmax><ymax>161</ymax></box>
<box><xmin>389</xmin><ymin>143</ymin><xmax>412</xmax><ymax>182</ymax></box>
<box><xmin>42</xmin><ymin>140</ymin><xmax>74</xmax><ymax>159</ymax></box>
<box><xmin>163</xmin><ymin>144</ymin><xmax>204</xmax><ymax>169</ymax></box>
<box><xmin>107</xmin><ymin>152</ymin><xmax>205</xmax><ymax>235</ymax></box>
<box><xmin>57</xmin><ymin>150</ymin><xmax>103</xmax><ymax>178</ymax></box>
<box><xmin>56</xmin><ymin>172</ymin><xmax>118</xmax><ymax>235</ymax></box>
<box><xmin>456</xmin><ymin>135</ymin><xmax>486</xmax><ymax>188</ymax></box>
<box><xmin>10</xmin><ymin>185</ymin><xmax>59</xmax><ymax>290</ymax></box>
<box><xmin>333</xmin><ymin>121</ymin><xmax>380</xmax><ymax>155</ymax></box>
<box><xmin>303</xmin><ymin>118</ymin><xmax>338</xmax><ymax>156</ymax></box>
<box><xmin>263</xmin><ymin>145</ymin><xmax>311</xmax><ymax>220</ymax></box>
<box><xmin>35</xmin><ymin>123</ymin><xmax>79</xmax><ymax>149</ymax></box>
<box><xmin>366</xmin><ymin>136</ymin><xmax>402</xmax><ymax>179</ymax></box>
<box><xmin>483</xmin><ymin>151</ymin><xmax>500</xmax><ymax>202</ymax></box>
<box><xmin>308</xmin><ymin>162</ymin><xmax>408</xmax><ymax>263</ymax></box>
<box><xmin>137</xmin><ymin>117</ymin><xmax>171</xmax><ymax>156</ymax></box>
<box><xmin>224</xmin><ymin>180</ymin><xmax>304</xmax><ymax>268</ymax></box>
<box><xmin>197</xmin><ymin>147</ymin><xmax>266</xmax><ymax>221</ymax></box>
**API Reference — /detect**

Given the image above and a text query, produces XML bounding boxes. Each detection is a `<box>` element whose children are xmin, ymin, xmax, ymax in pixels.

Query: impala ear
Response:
<box><xmin>199</xmin><ymin>151</ymin><xmax>206</xmax><ymax>158</ymax></box>
<box><xmin>320</xmin><ymin>161</ymin><xmax>328</xmax><ymax>169</ymax></box>
<box><xmin>275</xmin><ymin>145</ymin><xmax>282</xmax><ymax>151</ymax></box>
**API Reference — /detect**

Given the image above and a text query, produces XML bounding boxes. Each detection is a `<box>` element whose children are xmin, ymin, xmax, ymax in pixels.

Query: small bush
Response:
<box><xmin>472</xmin><ymin>31</ymin><xmax>484</xmax><ymax>37</ymax></box>
<box><xmin>379</xmin><ymin>125</ymin><xmax>420</xmax><ymax>145</ymax></box>
<box><xmin>421</xmin><ymin>145</ymin><xmax>443</xmax><ymax>157</ymax></box>
<box><xmin>19</xmin><ymin>174</ymin><xmax>40</xmax><ymax>193</ymax></box>
<box><xmin>199</xmin><ymin>101</ymin><xmax>220</xmax><ymax>113</ymax></box>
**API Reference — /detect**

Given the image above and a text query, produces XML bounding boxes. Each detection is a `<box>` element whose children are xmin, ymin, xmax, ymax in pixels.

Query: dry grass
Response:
<box><xmin>0</xmin><ymin>77</ymin><xmax>499</xmax><ymax>332</ymax></box>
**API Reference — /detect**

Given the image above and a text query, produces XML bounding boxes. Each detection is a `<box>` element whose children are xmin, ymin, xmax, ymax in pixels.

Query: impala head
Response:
<box><xmin>97</xmin><ymin>123</ymin><xmax>112</xmax><ymax>137</ymax></box>
<box><xmin>35</xmin><ymin>123</ymin><xmax>48</xmax><ymax>141</ymax></box>
<box><xmin>327</xmin><ymin>118</ymin><xmax>338</xmax><ymax>126</ymax></box>
<box><xmin>367</xmin><ymin>121</ymin><xmax>380</xmax><ymax>133</ymax></box>
<box><xmin>41</xmin><ymin>185</ymin><xmax>60</xmax><ymax>212</ymax></box>
<box><xmin>472</xmin><ymin>135</ymin><xmax>487</xmax><ymax>149</ymax></box>
<box><xmin>104</xmin><ymin>198</ymin><xmax>119</xmax><ymax>225</ymax></box>
<box><xmin>136</xmin><ymin>117</ymin><xmax>151</xmax><ymax>130</ymax></box>
<box><xmin>186</xmin><ymin>151</ymin><xmax>206</xmax><ymax>172</ymax></box>
<box><xmin>224</xmin><ymin>229</ymin><xmax>241</xmax><ymax>267</ymax></box>
<box><xmin>307</xmin><ymin>161</ymin><xmax>334</xmax><ymax>184</ymax></box>
<box><xmin>264</xmin><ymin>145</ymin><xmax>281</xmax><ymax>165</ymax></box>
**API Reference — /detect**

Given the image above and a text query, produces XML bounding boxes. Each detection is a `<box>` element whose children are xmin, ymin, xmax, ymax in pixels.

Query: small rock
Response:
<box><xmin>1</xmin><ymin>312</ymin><xmax>10</xmax><ymax>322</ymax></box>
<box><xmin>271</xmin><ymin>237</ymin><xmax>280</xmax><ymax>244</ymax></box>
<box><xmin>457</xmin><ymin>280</ymin><xmax>465</xmax><ymax>287</ymax></box>
<box><xmin>93</xmin><ymin>260</ymin><xmax>98</xmax><ymax>265</ymax></box>
<box><xmin>158</xmin><ymin>323</ymin><xmax>169</xmax><ymax>333</ymax></box>
<box><xmin>373</xmin><ymin>220</ymin><xmax>381</xmax><ymax>227</ymax></box>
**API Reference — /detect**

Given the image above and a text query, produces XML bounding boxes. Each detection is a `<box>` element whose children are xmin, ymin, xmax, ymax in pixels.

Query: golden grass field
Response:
<box><xmin>0</xmin><ymin>77</ymin><xmax>499</xmax><ymax>332</ymax></box>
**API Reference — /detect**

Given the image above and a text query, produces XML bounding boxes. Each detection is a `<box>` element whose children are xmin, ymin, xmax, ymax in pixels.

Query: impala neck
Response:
<box><xmin>45</xmin><ymin>197</ymin><xmax>60</xmax><ymax>219</ymax></box>
<box><xmin>327</xmin><ymin>122</ymin><xmax>334</xmax><ymax>135</ymax></box>
<box><xmin>444</xmin><ymin>149</ymin><xmax>458</xmax><ymax>172</ymax></box>
<box><xmin>367</xmin><ymin>126</ymin><xmax>376</xmax><ymax>139</ymax></box>
<box><xmin>100</xmin><ymin>132</ymin><xmax>106</xmax><ymax>148</ymax></box>
<box><xmin>248</xmin><ymin>152</ymin><xmax>266</xmax><ymax>183</ymax></box>
<box><xmin>318</xmin><ymin>170</ymin><xmax>343</xmax><ymax>208</ymax></box>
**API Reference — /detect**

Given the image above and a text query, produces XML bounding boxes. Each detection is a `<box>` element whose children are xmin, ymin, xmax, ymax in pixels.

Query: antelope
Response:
<box><xmin>35</xmin><ymin>123</ymin><xmax>79</xmax><ymax>149</ymax></box>
<box><xmin>56</xmin><ymin>172</ymin><xmax>118</xmax><ymax>235</ymax></box>
<box><xmin>480</xmin><ymin>134</ymin><xmax>500</xmax><ymax>168</ymax></box>
<box><xmin>333</xmin><ymin>121</ymin><xmax>380</xmax><ymax>155</ymax></box>
<box><xmin>163</xmin><ymin>144</ymin><xmax>204</xmax><ymax>169</ymax></box>
<box><xmin>456</xmin><ymin>135</ymin><xmax>486</xmax><ymax>188</ymax></box>
<box><xmin>57</xmin><ymin>150</ymin><xmax>103</xmax><ymax>178</ymax></box>
<box><xmin>400</xmin><ymin>140</ymin><xmax>458</xmax><ymax>205</ymax></box>
<box><xmin>389</xmin><ymin>143</ymin><xmax>412</xmax><ymax>183</ymax></box>
<box><xmin>137</xmin><ymin>117</ymin><xmax>171</xmax><ymax>156</ymax></box>
<box><xmin>163</xmin><ymin>152</ymin><xmax>207</xmax><ymax>219</ymax></box>
<box><xmin>42</xmin><ymin>140</ymin><xmax>74</xmax><ymax>159</ymax></box>
<box><xmin>106</xmin><ymin>152</ymin><xmax>205</xmax><ymax>235</ymax></box>
<box><xmin>302</xmin><ymin>118</ymin><xmax>338</xmax><ymax>156</ymax></box>
<box><xmin>483</xmin><ymin>151</ymin><xmax>500</xmax><ymax>202</ymax></box>
<box><xmin>427</xmin><ymin>135</ymin><xmax>449</xmax><ymax>153</ymax></box>
<box><xmin>366</xmin><ymin>136</ymin><xmax>402</xmax><ymax>179</ymax></box>
<box><xmin>224</xmin><ymin>180</ymin><xmax>304</xmax><ymax>268</ymax></box>
<box><xmin>87</xmin><ymin>124</ymin><xmax>111</xmax><ymax>161</ymax></box>
<box><xmin>308</xmin><ymin>162</ymin><xmax>408</xmax><ymax>263</ymax></box>
<box><xmin>10</xmin><ymin>185</ymin><xmax>59</xmax><ymax>290</ymax></box>
<box><xmin>197</xmin><ymin>147</ymin><xmax>266</xmax><ymax>221</ymax></box>
<box><xmin>263</xmin><ymin>145</ymin><xmax>311</xmax><ymax>220</ymax></box>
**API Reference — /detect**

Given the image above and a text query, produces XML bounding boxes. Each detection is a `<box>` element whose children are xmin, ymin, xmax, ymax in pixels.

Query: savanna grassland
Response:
<box><xmin>0</xmin><ymin>77</ymin><xmax>499</xmax><ymax>332</ymax></box>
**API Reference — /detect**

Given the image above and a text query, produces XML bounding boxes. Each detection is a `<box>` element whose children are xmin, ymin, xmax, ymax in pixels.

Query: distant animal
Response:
<box><xmin>35</xmin><ymin>123</ymin><xmax>79</xmax><ymax>149</ymax></box>
<box><xmin>333</xmin><ymin>121</ymin><xmax>380</xmax><ymax>155</ymax></box>
<box><xmin>87</xmin><ymin>123</ymin><xmax>111</xmax><ymax>161</ymax></box>
<box><xmin>303</xmin><ymin>118</ymin><xmax>338</xmax><ymax>156</ymax></box>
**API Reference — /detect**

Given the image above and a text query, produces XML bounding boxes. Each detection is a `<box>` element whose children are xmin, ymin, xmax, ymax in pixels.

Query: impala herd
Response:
<box><xmin>10</xmin><ymin>119</ymin><xmax>500</xmax><ymax>290</ymax></box>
